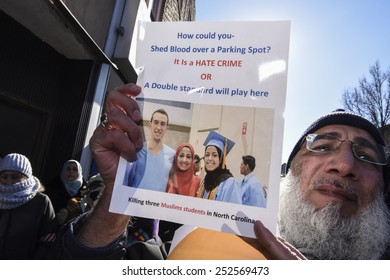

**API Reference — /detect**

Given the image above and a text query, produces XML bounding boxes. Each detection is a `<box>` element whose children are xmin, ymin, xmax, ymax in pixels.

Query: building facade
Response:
<box><xmin>0</xmin><ymin>0</ymin><xmax>195</xmax><ymax>184</ymax></box>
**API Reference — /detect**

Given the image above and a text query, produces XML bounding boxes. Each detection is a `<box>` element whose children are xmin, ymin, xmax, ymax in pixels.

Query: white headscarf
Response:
<box><xmin>60</xmin><ymin>160</ymin><xmax>83</xmax><ymax>196</ymax></box>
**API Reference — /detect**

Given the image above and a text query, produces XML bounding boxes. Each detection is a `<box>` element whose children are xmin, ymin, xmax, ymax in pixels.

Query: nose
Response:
<box><xmin>326</xmin><ymin>142</ymin><xmax>358</xmax><ymax>179</ymax></box>
<box><xmin>156</xmin><ymin>122</ymin><xmax>164</xmax><ymax>129</ymax></box>
<box><xmin>205</xmin><ymin>154</ymin><xmax>212</xmax><ymax>161</ymax></box>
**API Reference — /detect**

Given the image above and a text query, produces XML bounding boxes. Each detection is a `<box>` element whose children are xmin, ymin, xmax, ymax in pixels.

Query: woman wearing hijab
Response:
<box><xmin>0</xmin><ymin>153</ymin><xmax>57</xmax><ymax>259</ymax></box>
<box><xmin>44</xmin><ymin>159</ymin><xmax>86</xmax><ymax>224</ymax></box>
<box><xmin>196</xmin><ymin>131</ymin><xmax>242</xmax><ymax>204</ymax></box>
<box><xmin>159</xmin><ymin>144</ymin><xmax>201</xmax><ymax>244</ymax></box>
<box><xmin>166</xmin><ymin>143</ymin><xmax>200</xmax><ymax>197</ymax></box>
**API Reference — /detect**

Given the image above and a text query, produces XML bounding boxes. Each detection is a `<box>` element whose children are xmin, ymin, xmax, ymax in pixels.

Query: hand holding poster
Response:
<box><xmin>110</xmin><ymin>21</ymin><xmax>290</xmax><ymax>239</ymax></box>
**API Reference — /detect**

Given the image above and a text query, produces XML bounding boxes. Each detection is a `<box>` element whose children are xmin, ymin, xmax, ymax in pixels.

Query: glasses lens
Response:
<box><xmin>353</xmin><ymin>143</ymin><xmax>390</xmax><ymax>165</ymax></box>
<box><xmin>306</xmin><ymin>133</ymin><xmax>390</xmax><ymax>165</ymax></box>
<box><xmin>306</xmin><ymin>134</ymin><xmax>339</xmax><ymax>153</ymax></box>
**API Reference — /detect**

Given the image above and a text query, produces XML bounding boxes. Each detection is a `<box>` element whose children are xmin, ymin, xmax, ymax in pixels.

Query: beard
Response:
<box><xmin>278</xmin><ymin>172</ymin><xmax>390</xmax><ymax>260</ymax></box>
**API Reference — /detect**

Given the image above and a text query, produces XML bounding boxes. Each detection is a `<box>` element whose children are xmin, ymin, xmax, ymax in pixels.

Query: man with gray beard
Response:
<box><xmin>279</xmin><ymin>172</ymin><xmax>390</xmax><ymax>259</ymax></box>
<box><xmin>274</xmin><ymin>109</ymin><xmax>390</xmax><ymax>259</ymax></box>
<box><xmin>40</xmin><ymin>84</ymin><xmax>390</xmax><ymax>260</ymax></box>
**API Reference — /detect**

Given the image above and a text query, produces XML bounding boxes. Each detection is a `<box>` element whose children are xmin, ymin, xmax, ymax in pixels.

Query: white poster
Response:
<box><xmin>110</xmin><ymin>21</ymin><xmax>290</xmax><ymax>238</ymax></box>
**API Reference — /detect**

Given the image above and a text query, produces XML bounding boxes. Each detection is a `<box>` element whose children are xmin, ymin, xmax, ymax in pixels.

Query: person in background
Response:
<box><xmin>44</xmin><ymin>159</ymin><xmax>87</xmax><ymax>225</ymax></box>
<box><xmin>238</xmin><ymin>155</ymin><xmax>267</xmax><ymax>207</ymax></box>
<box><xmin>196</xmin><ymin>131</ymin><xmax>242</xmax><ymax>204</ymax></box>
<box><xmin>54</xmin><ymin>169</ymin><xmax>103</xmax><ymax>226</ymax></box>
<box><xmin>193</xmin><ymin>154</ymin><xmax>202</xmax><ymax>176</ymax></box>
<box><xmin>0</xmin><ymin>153</ymin><xmax>57</xmax><ymax>259</ymax></box>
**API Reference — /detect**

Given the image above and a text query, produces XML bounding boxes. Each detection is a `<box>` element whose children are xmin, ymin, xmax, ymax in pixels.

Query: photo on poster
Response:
<box><xmin>109</xmin><ymin>21</ymin><xmax>290</xmax><ymax>238</ymax></box>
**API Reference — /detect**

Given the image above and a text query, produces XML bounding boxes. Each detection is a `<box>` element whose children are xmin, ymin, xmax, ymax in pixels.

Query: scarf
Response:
<box><xmin>168</xmin><ymin>144</ymin><xmax>199</xmax><ymax>196</ymax></box>
<box><xmin>203</xmin><ymin>165</ymin><xmax>233</xmax><ymax>191</ymax></box>
<box><xmin>60</xmin><ymin>160</ymin><xmax>83</xmax><ymax>196</ymax></box>
<box><xmin>0</xmin><ymin>176</ymin><xmax>40</xmax><ymax>209</ymax></box>
<box><xmin>196</xmin><ymin>167</ymin><xmax>232</xmax><ymax>200</ymax></box>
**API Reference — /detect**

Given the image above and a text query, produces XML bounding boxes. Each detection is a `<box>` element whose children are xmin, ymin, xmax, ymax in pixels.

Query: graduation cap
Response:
<box><xmin>203</xmin><ymin>130</ymin><xmax>235</xmax><ymax>169</ymax></box>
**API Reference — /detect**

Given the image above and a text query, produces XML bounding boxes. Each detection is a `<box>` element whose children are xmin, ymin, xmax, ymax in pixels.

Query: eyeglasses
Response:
<box><xmin>305</xmin><ymin>133</ymin><xmax>390</xmax><ymax>166</ymax></box>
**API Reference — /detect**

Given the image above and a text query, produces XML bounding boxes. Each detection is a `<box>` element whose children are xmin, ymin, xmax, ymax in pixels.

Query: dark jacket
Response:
<box><xmin>44</xmin><ymin>176</ymin><xmax>86</xmax><ymax>213</ymax></box>
<box><xmin>0</xmin><ymin>192</ymin><xmax>57</xmax><ymax>259</ymax></box>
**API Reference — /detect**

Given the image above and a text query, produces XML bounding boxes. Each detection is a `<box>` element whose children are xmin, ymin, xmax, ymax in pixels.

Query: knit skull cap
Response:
<box><xmin>0</xmin><ymin>153</ymin><xmax>33</xmax><ymax>177</ymax></box>
<box><xmin>286</xmin><ymin>109</ymin><xmax>387</xmax><ymax>173</ymax></box>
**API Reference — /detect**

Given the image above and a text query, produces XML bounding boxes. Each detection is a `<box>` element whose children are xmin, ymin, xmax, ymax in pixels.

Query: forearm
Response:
<box><xmin>76</xmin><ymin>184</ymin><xmax>130</xmax><ymax>248</ymax></box>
